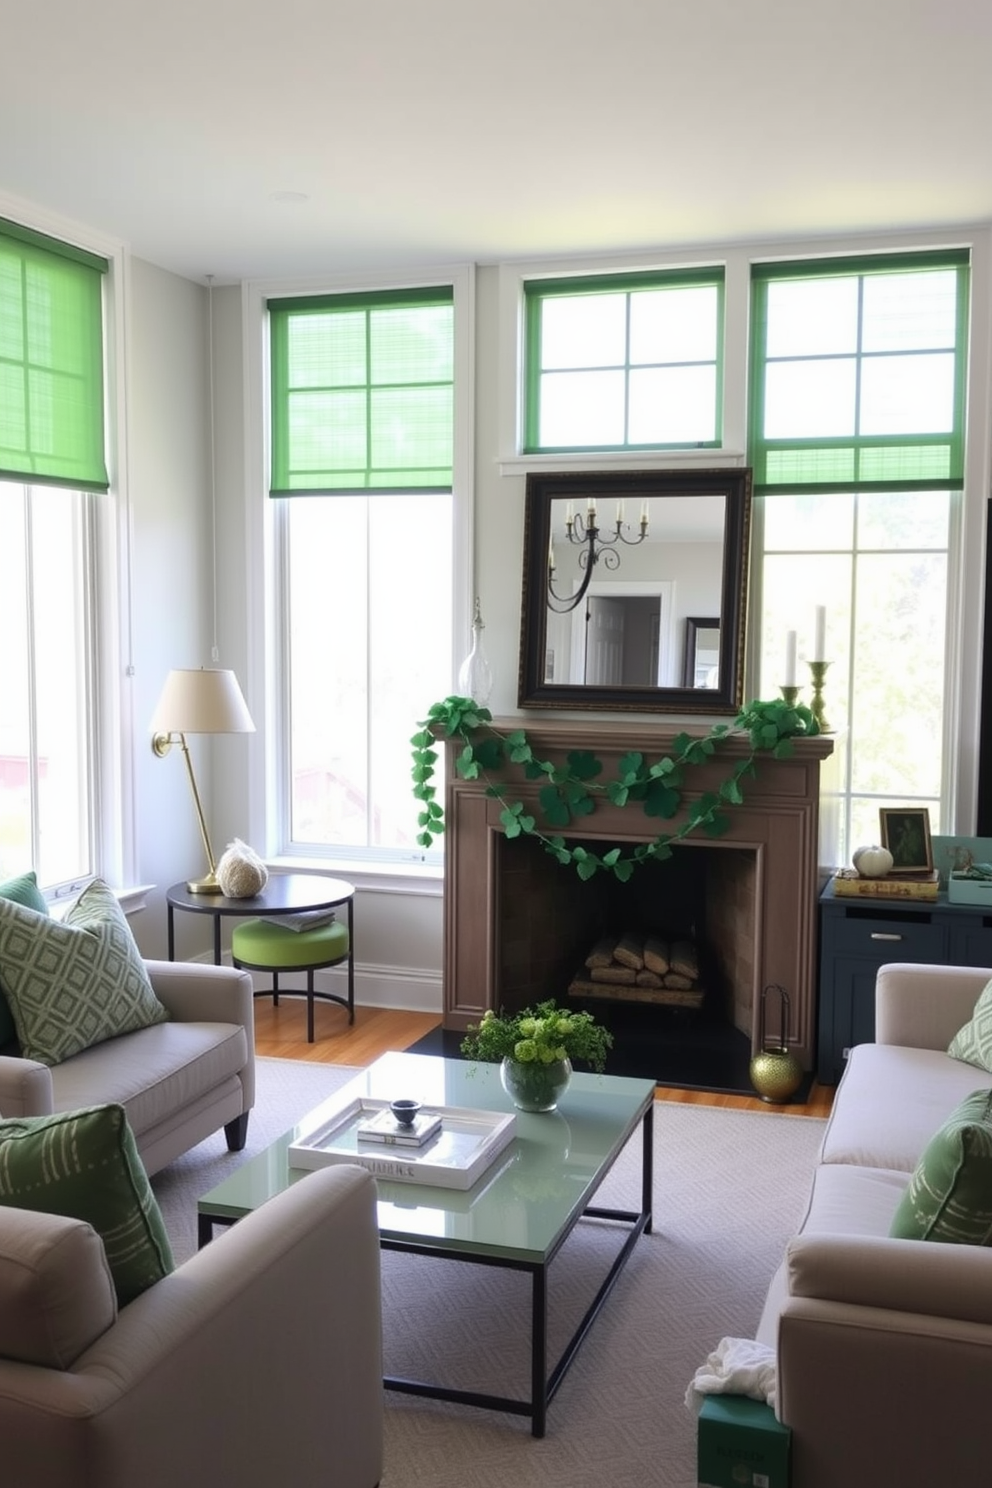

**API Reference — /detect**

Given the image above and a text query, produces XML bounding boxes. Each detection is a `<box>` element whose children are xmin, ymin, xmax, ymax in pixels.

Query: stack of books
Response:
<box><xmin>355</xmin><ymin>1107</ymin><xmax>442</xmax><ymax>1147</ymax></box>
<box><xmin>831</xmin><ymin>869</ymin><xmax>940</xmax><ymax>902</ymax></box>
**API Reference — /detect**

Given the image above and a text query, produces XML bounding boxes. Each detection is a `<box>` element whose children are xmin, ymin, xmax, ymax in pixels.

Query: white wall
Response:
<box><xmin>125</xmin><ymin>260</ymin><xmax>228</xmax><ymax>961</ymax></box>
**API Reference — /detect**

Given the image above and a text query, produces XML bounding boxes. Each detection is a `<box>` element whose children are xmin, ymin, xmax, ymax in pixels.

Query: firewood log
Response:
<box><xmin>670</xmin><ymin>939</ymin><xmax>699</xmax><ymax>980</ymax></box>
<box><xmin>643</xmin><ymin>937</ymin><xmax>670</xmax><ymax>975</ymax></box>
<box><xmin>585</xmin><ymin>937</ymin><xmax>617</xmax><ymax>969</ymax></box>
<box><xmin>590</xmin><ymin>965</ymin><xmax>637</xmax><ymax>984</ymax></box>
<box><xmin>612</xmin><ymin>933</ymin><xmax>644</xmax><ymax>971</ymax></box>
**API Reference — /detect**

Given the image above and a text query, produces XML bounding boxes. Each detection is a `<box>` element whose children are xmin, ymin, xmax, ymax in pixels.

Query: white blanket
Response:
<box><xmin>684</xmin><ymin>1335</ymin><xmax>777</xmax><ymax>1414</ymax></box>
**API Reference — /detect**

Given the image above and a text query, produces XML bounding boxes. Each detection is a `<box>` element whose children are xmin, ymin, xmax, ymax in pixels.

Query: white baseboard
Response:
<box><xmin>233</xmin><ymin>957</ymin><xmax>443</xmax><ymax>1015</ymax></box>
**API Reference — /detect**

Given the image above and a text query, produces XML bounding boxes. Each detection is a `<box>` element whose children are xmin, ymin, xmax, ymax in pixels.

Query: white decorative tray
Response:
<box><xmin>288</xmin><ymin>1098</ymin><xmax>516</xmax><ymax>1190</ymax></box>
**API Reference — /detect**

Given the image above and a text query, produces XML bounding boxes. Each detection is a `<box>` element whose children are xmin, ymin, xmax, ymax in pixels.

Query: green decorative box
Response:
<box><xmin>697</xmin><ymin>1395</ymin><xmax>791</xmax><ymax>1488</ymax></box>
<box><xmin>948</xmin><ymin>872</ymin><xmax>992</xmax><ymax>907</ymax></box>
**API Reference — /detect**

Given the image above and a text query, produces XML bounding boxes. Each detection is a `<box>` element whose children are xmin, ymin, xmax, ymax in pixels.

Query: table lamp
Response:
<box><xmin>150</xmin><ymin>667</ymin><xmax>255</xmax><ymax>893</ymax></box>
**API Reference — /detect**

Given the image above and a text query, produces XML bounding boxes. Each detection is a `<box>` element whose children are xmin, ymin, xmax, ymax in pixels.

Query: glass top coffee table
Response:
<box><xmin>198</xmin><ymin>1051</ymin><xmax>655</xmax><ymax>1436</ymax></box>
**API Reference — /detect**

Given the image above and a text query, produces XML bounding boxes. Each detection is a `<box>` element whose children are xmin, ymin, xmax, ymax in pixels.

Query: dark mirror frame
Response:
<box><xmin>518</xmin><ymin>467</ymin><xmax>752</xmax><ymax>714</ymax></box>
<box><xmin>682</xmin><ymin>616</ymin><xmax>722</xmax><ymax>689</ymax></box>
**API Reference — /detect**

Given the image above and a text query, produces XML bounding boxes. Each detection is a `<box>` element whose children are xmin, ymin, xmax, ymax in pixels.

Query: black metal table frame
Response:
<box><xmin>198</xmin><ymin>1100</ymin><xmax>652</xmax><ymax>1438</ymax></box>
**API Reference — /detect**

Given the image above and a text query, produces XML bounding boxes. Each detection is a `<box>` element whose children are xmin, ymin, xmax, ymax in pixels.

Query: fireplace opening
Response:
<box><xmin>496</xmin><ymin>833</ymin><xmax>760</xmax><ymax>1093</ymax></box>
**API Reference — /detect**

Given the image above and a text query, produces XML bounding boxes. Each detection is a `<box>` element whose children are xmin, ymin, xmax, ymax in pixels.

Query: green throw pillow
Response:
<box><xmin>0</xmin><ymin>1103</ymin><xmax>174</xmax><ymax>1305</ymax></box>
<box><xmin>0</xmin><ymin>871</ymin><xmax>49</xmax><ymax>1048</ymax></box>
<box><xmin>947</xmin><ymin>977</ymin><xmax>992</xmax><ymax>1071</ymax></box>
<box><xmin>0</xmin><ymin>878</ymin><xmax>168</xmax><ymax>1067</ymax></box>
<box><xmin>889</xmin><ymin>1088</ymin><xmax>992</xmax><ymax>1244</ymax></box>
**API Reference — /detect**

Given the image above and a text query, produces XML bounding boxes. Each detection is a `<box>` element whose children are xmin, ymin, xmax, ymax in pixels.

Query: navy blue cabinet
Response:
<box><xmin>817</xmin><ymin>881</ymin><xmax>992</xmax><ymax>1084</ymax></box>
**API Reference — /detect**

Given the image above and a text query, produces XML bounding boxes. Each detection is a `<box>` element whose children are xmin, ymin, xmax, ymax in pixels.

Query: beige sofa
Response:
<box><xmin>0</xmin><ymin>1163</ymin><xmax>383</xmax><ymax>1488</ymax></box>
<box><xmin>0</xmin><ymin>959</ymin><xmax>255</xmax><ymax>1175</ymax></box>
<box><xmin>757</xmin><ymin>961</ymin><xmax>992</xmax><ymax>1488</ymax></box>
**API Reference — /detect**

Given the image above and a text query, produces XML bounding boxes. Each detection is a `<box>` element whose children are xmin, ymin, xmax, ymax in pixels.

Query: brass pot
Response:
<box><xmin>750</xmin><ymin>984</ymin><xmax>803</xmax><ymax>1104</ymax></box>
<box><xmin>749</xmin><ymin>1046</ymin><xmax>803</xmax><ymax>1103</ymax></box>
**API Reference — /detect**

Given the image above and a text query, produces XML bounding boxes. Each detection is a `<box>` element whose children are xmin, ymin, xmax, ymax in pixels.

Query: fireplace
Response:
<box><xmin>441</xmin><ymin>718</ymin><xmax>833</xmax><ymax>1087</ymax></box>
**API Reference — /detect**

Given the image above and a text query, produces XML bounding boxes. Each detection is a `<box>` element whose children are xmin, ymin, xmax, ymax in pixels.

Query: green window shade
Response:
<box><xmin>268</xmin><ymin>287</ymin><xmax>454</xmax><ymax>494</ymax></box>
<box><xmin>749</xmin><ymin>251</ymin><xmax>969</xmax><ymax>493</ymax></box>
<box><xmin>0</xmin><ymin>218</ymin><xmax>109</xmax><ymax>491</ymax></box>
<box><xmin>523</xmin><ymin>268</ymin><xmax>724</xmax><ymax>453</ymax></box>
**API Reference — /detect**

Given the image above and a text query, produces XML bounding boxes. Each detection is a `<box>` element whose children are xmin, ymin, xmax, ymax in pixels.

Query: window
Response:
<box><xmin>523</xmin><ymin>268</ymin><xmax>724</xmax><ymax>452</ymax></box>
<box><xmin>0</xmin><ymin>216</ymin><xmax>110</xmax><ymax>892</ymax></box>
<box><xmin>750</xmin><ymin>252</ymin><xmax>969</xmax><ymax>860</ymax></box>
<box><xmin>267</xmin><ymin>280</ymin><xmax>466</xmax><ymax>864</ymax></box>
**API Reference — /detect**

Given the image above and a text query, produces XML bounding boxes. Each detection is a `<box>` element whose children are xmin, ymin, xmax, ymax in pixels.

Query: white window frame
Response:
<box><xmin>241</xmin><ymin>264</ymin><xmax>475</xmax><ymax>882</ymax></box>
<box><xmin>0</xmin><ymin>193</ymin><xmax>136</xmax><ymax>901</ymax></box>
<box><xmin>496</xmin><ymin>229</ymin><xmax>992</xmax><ymax>837</ymax></box>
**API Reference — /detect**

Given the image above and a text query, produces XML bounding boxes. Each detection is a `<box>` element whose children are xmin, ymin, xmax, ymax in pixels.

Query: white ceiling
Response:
<box><xmin>3</xmin><ymin>0</ymin><xmax>991</xmax><ymax>285</ymax></box>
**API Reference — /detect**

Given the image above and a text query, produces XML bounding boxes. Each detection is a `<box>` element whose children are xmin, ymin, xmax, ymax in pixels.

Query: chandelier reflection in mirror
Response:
<box><xmin>546</xmin><ymin>498</ymin><xmax>649</xmax><ymax>614</ymax></box>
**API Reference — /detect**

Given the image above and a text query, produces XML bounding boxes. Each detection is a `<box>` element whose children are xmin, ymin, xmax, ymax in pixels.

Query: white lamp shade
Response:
<box><xmin>150</xmin><ymin>668</ymin><xmax>255</xmax><ymax>736</ymax></box>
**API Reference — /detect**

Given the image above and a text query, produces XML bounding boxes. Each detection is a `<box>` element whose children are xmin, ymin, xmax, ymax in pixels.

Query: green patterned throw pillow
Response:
<box><xmin>889</xmin><ymin>1088</ymin><xmax>992</xmax><ymax>1244</ymax></box>
<box><xmin>0</xmin><ymin>871</ymin><xmax>49</xmax><ymax>1047</ymax></box>
<box><xmin>948</xmin><ymin>977</ymin><xmax>992</xmax><ymax>1071</ymax></box>
<box><xmin>0</xmin><ymin>1103</ymin><xmax>174</xmax><ymax>1305</ymax></box>
<box><xmin>0</xmin><ymin>878</ymin><xmax>168</xmax><ymax>1067</ymax></box>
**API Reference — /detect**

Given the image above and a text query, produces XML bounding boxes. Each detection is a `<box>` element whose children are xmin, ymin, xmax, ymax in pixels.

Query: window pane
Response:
<box><xmin>849</xmin><ymin>551</ymin><xmax>946</xmax><ymax>800</ymax></box>
<box><xmin>32</xmin><ymin>489</ymin><xmax>90</xmax><ymax>882</ymax></box>
<box><xmin>628</xmin><ymin>365</ymin><xmax>716</xmax><ymax>443</ymax></box>
<box><xmin>759</xmin><ymin>551</ymin><xmax>850</xmax><ymax>702</ymax></box>
<box><xmin>288</xmin><ymin>311</ymin><xmax>365</xmax><ymax>387</ymax></box>
<box><xmin>766</xmin><ymin>278</ymin><xmax>859</xmax><ymax>357</ymax></box>
<box><xmin>857</xmin><ymin>490</ymin><xmax>949</xmax><ymax>548</ymax></box>
<box><xmin>0</xmin><ymin>491</ymin><xmax>31</xmax><ymax>873</ymax></box>
<box><xmin>861</xmin><ymin>271</ymin><xmax>957</xmax><ymax>352</ymax></box>
<box><xmin>288</xmin><ymin>497</ymin><xmax>369</xmax><ymax>847</ymax></box>
<box><xmin>540</xmin><ymin>294</ymin><xmax>626</xmax><ymax>369</ymax></box>
<box><xmin>540</xmin><ymin>370</ymin><xmax>626</xmax><ymax>446</ymax></box>
<box><xmin>762</xmin><ymin>492</ymin><xmax>855</xmax><ymax>551</ymax></box>
<box><xmin>859</xmin><ymin>352</ymin><xmax>955</xmax><ymax>434</ymax></box>
<box><xmin>764</xmin><ymin>358</ymin><xmax>856</xmax><ymax>438</ymax></box>
<box><xmin>372</xmin><ymin>304</ymin><xmax>453</xmax><ymax>384</ymax></box>
<box><xmin>286</xmin><ymin>493</ymin><xmax>451</xmax><ymax>854</ymax></box>
<box><xmin>0</xmin><ymin>484</ymin><xmax>91</xmax><ymax>885</ymax></box>
<box><xmin>629</xmin><ymin>285</ymin><xmax>718</xmax><ymax>363</ymax></box>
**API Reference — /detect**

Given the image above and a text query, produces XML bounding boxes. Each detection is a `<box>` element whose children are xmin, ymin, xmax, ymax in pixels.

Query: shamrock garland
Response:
<box><xmin>411</xmin><ymin>695</ymin><xmax>819</xmax><ymax>881</ymax></box>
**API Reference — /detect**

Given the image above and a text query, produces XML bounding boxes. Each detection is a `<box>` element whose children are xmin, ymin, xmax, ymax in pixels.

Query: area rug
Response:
<box><xmin>152</xmin><ymin>1058</ymin><xmax>825</xmax><ymax>1488</ymax></box>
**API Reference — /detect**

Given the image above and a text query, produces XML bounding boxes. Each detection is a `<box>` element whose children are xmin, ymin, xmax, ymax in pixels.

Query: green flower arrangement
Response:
<box><xmin>460</xmin><ymin>999</ymin><xmax>613</xmax><ymax>1073</ymax></box>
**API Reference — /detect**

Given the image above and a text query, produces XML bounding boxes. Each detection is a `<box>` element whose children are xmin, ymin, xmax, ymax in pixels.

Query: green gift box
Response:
<box><xmin>697</xmin><ymin>1395</ymin><xmax>791</xmax><ymax>1488</ymax></box>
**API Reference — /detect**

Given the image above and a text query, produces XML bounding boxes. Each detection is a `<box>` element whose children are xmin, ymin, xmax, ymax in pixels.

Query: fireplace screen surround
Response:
<box><xmin>441</xmin><ymin>718</ymin><xmax>833</xmax><ymax>1077</ymax></box>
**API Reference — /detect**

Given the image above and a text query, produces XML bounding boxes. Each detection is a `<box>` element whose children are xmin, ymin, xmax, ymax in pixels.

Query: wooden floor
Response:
<box><xmin>253</xmin><ymin>1000</ymin><xmax>835</xmax><ymax>1117</ymax></box>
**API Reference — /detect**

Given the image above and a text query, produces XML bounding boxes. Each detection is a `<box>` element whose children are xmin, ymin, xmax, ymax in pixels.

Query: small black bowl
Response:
<box><xmin>390</xmin><ymin>1099</ymin><xmax>422</xmax><ymax>1128</ymax></box>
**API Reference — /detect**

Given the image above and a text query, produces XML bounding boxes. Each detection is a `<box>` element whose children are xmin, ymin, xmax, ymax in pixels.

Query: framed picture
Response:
<box><xmin>879</xmin><ymin>808</ymin><xmax>934</xmax><ymax>874</ymax></box>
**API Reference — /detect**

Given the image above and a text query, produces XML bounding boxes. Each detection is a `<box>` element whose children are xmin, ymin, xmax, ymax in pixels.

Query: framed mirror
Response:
<box><xmin>682</xmin><ymin>617</ymin><xmax>722</xmax><ymax>688</ymax></box>
<box><xmin>518</xmin><ymin>468</ymin><xmax>752</xmax><ymax>713</ymax></box>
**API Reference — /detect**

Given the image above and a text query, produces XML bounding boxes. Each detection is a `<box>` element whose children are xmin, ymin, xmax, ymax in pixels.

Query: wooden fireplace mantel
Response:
<box><xmin>440</xmin><ymin>717</ymin><xmax>833</xmax><ymax>1072</ymax></box>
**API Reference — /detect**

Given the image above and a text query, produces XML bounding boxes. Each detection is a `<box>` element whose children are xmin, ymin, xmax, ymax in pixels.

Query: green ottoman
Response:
<box><xmin>231</xmin><ymin>916</ymin><xmax>353</xmax><ymax>1043</ymax></box>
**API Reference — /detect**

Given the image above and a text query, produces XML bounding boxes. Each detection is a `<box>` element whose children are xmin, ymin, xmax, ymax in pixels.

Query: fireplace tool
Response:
<box><xmin>750</xmin><ymin>983</ymin><xmax>803</xmax><ymax>1104</ymax></box>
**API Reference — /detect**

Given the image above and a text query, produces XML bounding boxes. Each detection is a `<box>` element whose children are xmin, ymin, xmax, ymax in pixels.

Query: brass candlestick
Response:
<box><xmin>779</xmin><ymin>685</ymin><xmax>800</xmax><ymax>705</ymax></box>
<box><xmin>808</xmin><ymin>660</ymin><xmax>830</xmax><ymax>732</ymax></box>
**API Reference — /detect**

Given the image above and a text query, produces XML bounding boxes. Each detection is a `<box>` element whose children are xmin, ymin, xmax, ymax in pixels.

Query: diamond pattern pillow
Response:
<box><xmin>0</xmin><ymin>871</ymin><xmax>49</xmax><ymax>1047</ymax></box>
<box><xmin>948</xmin><ymin>977</ymin><xmax>992</xmax><ymax>1070</ymax></box>
<box><xmin>0</xmin><ymin>878</ymin><xmax>168</xmax><ymax>1067</ymax></box>
<box><xmin>889</xmin><ymin>1088</ymin><xmax>992</xmax><ymax>1244</ymax></box>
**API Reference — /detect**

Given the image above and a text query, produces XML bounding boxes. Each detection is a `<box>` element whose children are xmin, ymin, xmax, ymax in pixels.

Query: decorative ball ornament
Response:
<box><xmin>216</xmin><ymin>838</ymin><xmax>268</xmax><ymax>898</ymax></box>
<box><xmin>852</xmin><ymin>845</ymin><xmax>894</xmax><ymax>878</ymax></box>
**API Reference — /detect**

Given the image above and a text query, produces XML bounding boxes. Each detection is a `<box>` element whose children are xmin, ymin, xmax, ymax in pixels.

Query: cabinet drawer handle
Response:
<box><xmin>870</xmin><ymin>932</ymin><xmax>904</xmax><ymax>941</ymax></box>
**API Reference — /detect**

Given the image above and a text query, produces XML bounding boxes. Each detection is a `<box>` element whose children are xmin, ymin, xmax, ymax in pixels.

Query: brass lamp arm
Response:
<box><xmin>151</xmin><ymin>730</ymin><xmax>220</xmax><ymax>892</ymax></box>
